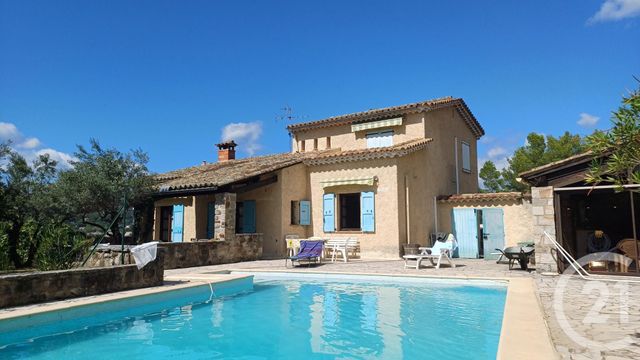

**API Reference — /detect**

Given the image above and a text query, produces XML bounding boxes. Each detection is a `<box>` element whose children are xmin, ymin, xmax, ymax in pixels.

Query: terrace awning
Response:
<box><xmin>351</xmin><ymin>117</ymin><xmax>402</xmax><ymax>132</ymax></box>
<box><xmin>321</xmin><ymin>177</ymin><xmax>376</xmax><ymax>188</ymax></box>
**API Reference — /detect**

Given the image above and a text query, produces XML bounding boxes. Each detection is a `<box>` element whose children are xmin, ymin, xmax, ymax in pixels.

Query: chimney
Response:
<box><xmin>216</xmin><ymin>140</ymin><xmax>237</xmax><ymax>162</ymax></box>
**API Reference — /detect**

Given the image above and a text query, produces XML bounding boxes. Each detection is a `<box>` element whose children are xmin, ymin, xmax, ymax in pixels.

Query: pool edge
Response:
<box><xmin>0</xmin><ymin>273</ymin><xmax>252</xmax><ymax>322</ymax></box>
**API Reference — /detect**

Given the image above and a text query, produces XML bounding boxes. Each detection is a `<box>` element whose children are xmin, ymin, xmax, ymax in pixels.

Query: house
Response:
<box><xmin>152</xmin><ymin>96</ymin><xmax>484</xmax><ymax>259</ymax></box>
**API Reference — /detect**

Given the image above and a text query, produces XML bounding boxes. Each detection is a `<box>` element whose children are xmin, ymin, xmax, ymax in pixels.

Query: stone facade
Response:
<box><xmin>86</xmin><ymin>235</ymin><xmax>263</xmax><ymax>270</ymax></box>
<box><xmin>214</xmin><ymin>192</ymin><xmax>236</xmax><ymax>241</ymax></box>
<box><xmin>531</xmin><ymin>186</ymin><xmax>557</xmax><ymax>273</ymax></box>
<box><xmin>0</xmin><ymin>251</ymin><xmax>164</xmax><ymax>308</ymax></box>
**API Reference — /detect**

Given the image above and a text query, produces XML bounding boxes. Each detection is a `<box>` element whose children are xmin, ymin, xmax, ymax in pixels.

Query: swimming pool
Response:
<box><xmin>0</xmin><ymin>273</ymin><xmax>507</xmax><ymax>359</ymax></box>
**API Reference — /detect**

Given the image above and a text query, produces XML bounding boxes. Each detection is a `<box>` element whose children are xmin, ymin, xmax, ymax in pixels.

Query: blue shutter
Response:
<box><xmin>242</xmin><ymin>200</ymin><xmax>256</xmax><ymax>233</ymax></box>
<box><xmin>206</xmin><ymin>202</ymin><xmax>215</xmax><ymax>238</ymax></box>
<box><xmin>323</xmin><ymin>194</ymin><xmax>335</xmax><ymax>232</ymax></box>
<box><xmin>361</xmin><ymin>191</ymin><xmax>375</xmax><ymax>232</ymax></box>
<box><xmin>452</xmin><ymin>208</ymin><xmax>478</xmax><ymax>258</ymax></box>
<box><xmin>171</xmin><ymin>204</ymin><xmax>184</xmax><ymax>242</ymax></box>
<box><xmin>300</xmin><ymin>200</ymin><xmax>311</xmax><ymax>226</ymax></box>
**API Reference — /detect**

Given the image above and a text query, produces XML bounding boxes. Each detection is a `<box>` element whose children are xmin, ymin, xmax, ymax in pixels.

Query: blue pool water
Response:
<box><xmin>0</xmin><ymin>274</ymin><xmax>506</xmax><ymax>359</ymax></box>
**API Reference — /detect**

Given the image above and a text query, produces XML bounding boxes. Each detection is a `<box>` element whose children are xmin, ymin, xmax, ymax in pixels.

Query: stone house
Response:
<box><xmin>152</xmin><ymin>96</ymin><xmax>486</xmax><ymax>259</ymax></box>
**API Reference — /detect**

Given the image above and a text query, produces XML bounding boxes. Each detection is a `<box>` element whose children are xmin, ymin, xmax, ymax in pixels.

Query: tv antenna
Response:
<box><xmin>276</xmin><ymin>104</ymin><xmax>307</xmax><ymax>123</ymax></box>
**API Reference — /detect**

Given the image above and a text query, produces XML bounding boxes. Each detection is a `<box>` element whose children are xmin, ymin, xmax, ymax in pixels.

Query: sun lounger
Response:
<box><xmin>285</xmin><ymin>240</ymin><xmax>324</xmax><ymax>267</ymax></box>
<box><xmin>403</xmin><ymin>234</ymin><xmax>457</xmax><ymax>269</ymax></box>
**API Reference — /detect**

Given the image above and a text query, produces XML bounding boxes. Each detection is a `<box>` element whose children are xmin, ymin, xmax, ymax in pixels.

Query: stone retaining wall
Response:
<box><xmin>86</xmin><ymin>234</ymin><xmax>263</xmax><ymax>269</ymax></box>
<box><xmin>0</xmin><ymin>251</ymin><xmax>164</xmax><ymax>309</ymax></box>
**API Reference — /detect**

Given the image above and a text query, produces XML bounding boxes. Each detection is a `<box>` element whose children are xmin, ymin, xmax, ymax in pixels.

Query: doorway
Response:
<box><xmin>452</xmin><ymin>208</ymin><xmax>505</xmax><ymax>259</ymax></box>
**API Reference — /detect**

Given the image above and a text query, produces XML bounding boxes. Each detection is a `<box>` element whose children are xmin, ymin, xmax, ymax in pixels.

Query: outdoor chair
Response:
<box><xmin>285</xmin><ymin>234</ymin><xmax>301</xmax><ymax>257</ymax></box>
<box><xmin>403</xmin><ymin>234</ymin><xmax>458</xmax><ymax>270</ymax></box>
<box><xmin>325</xmin><ymin>237</ymin><xmax>359</xmax><ymax>262</ymax></box>
<box><xmin>285</xmin><ymin>240</ymin><xmax>324</xmax><ymax>268</ymax></box>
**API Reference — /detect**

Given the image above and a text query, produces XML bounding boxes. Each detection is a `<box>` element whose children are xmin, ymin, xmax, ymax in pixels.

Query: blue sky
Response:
<box><xmin>1</xmin><ymin>0</ymin><xmax>639</xmax><ymax>173</ymax></box>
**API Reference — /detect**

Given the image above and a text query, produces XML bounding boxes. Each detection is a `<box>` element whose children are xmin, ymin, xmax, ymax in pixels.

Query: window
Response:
<box><xmin>366</xmin><ymin>130</ymin><xmax>393</xmax><ymax>148</ymax></box>
<box><xmin>159</xmin><ymin>206</ymin><xmax>173</xmax><ymax>241</ymax></box>
<box><xmin>462</xmin><ymin>141</ymin><xmax>471</xmax><ymax>173</ymax></box>
<box><xmin>290</xmin><ymin>201</ymin><xmax>300</xmax><ymax>225</ymax></box>
<box><xmin>313</xmin><ymin>138</ymin><xmax>318</xmax><ymax>150</ymax></box>
<box><xmin>326</xmin><ymin>136</ymin><xmax>331</xmax><ymax>149</ymax></box>
<box><xmin>300</xmin><ymin>140</ymin><xmax>305</xmax><ymax>152</ymax></box>
<box><xmin>339</xmin><ymin>193</ymin><xmax>361</xmax><ymax>230</ymax></box>
<box><xmin>290</xmin><ymin>200</ymin><xmax>310</xmax><ymax>225</ymax></box>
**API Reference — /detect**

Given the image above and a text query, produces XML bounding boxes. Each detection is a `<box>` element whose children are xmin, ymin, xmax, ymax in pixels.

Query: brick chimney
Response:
<box><xmin>216</xmin><ymin>140</ymin><xmax>237</xmax><ymax>162</ymax></box>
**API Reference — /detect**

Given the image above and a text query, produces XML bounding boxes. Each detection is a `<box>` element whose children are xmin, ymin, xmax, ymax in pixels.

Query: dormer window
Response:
<box><xmin>366</xmin><ymin>130</ymin><xmax>393</xmax><ymax>148</ymax></box>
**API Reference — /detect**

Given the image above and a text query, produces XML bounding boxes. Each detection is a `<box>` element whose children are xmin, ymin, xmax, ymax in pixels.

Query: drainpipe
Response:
<box><xmin>454</xmin><ymin>137</ymin><xmax>460</xmax><ymax>194</ymax></box>
<box><xmin>433</xmin><ymin>196</ymin><xmax>438</xmax><ymax>233</ymax></box>
<box><xmin>405</xmin><ymin>175</ymin><xmax>411</xmax><ymax>245</ymax></box>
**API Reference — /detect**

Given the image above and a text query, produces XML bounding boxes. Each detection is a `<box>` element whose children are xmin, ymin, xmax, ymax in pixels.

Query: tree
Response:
<box><xmin>480</xmin><ymin>132</ymin><xmax>586</xmax><ymax>192</ymax></box>
<box><xmin>479</xmin><ymin>161</ymin><xmax>505</xmax><ymax>192</ymax></box>
<box><xmin>586</xmin><ymin>86</ymin><xmax>640</xmax><ymax>188</ymax></box>
<box><xmin>0</xmin><ymin>146</ymin><xmax>62</xmax><ymax>268</ymax></box>
<box><xmin>56</xmin><ymin>139</ymin><xmax>154</xmax><ymax>244</ymax></box>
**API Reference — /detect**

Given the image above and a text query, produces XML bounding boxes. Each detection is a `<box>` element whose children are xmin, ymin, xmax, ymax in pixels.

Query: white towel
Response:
<box><xmin>130</xmin><ymin>242</ymin><xmax>159</xmax><ymax>269</ymax></box>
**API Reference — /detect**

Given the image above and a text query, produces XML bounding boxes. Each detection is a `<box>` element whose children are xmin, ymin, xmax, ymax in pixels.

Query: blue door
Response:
<box><xmin>171</xmin><ymin>204</ymin><xmax>184</xmax><ymax>242</ymax></box>
<box><xmin>482</xmin><ymin>208</ymin><xmax>505</xmax><ymax>260</ymax></box>
<box><xmin>452</xmin><ymin>208</ymin><xmax>478</xmax><ymax>258</ymax></box>
<box><xmin>243</xmin><ymin>200</ymin><xmax>256</xmax><ymax>233</ymax></box>
<box><xmin>323</xmin><ymin>194</ymin><xmax>335</xmax><ymax>232</ymax></box>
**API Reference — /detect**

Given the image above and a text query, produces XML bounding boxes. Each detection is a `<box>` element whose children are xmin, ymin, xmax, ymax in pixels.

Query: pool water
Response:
<box><xmin>0</xmin><ymin>274</ymin><xmax>506</xmax><ymax>359</ymax></box>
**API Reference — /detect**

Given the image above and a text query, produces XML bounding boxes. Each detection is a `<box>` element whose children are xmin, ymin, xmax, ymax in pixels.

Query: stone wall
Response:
<box><xmin>86</xmin><ymin>234</ymin><xmax>263</xmax><ymax>270</ymax></box>
<box><xmin>214</xmin><ymin>192</ymin><xmax>236</xmax><ymax>241</ymax></box>
<box><xmin>531</xmin><ymin>186</ymin><xmax>558</xmax><ymax>273</ymax></box>
<box><xmin>0</xmin><ymin>251</ymin><xmax>164</xmax><ymax>309</ymax></box>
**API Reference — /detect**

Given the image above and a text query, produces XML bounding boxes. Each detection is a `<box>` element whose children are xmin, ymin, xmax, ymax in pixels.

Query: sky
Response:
<box><xmin>1</xmin><ymin>0</ymin><xmax>639</xmax><ymax>173</ymax></box>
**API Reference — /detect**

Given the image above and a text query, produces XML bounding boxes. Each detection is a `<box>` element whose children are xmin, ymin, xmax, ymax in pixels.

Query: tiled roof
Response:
<box><xmin>437</xmin><ymin>192</ymin><xmax>530</xmax><ymax>203</ymax></box>
<box><xmin>155</xmin><ymin>152</ymin><xmax>311</xmax><ymax>192</ymax></box>
<box><xmin>518</xmin><ymin>151</ymin><xmax>595</xmax><ymax>180</ymax></box>
<box><xmin>155</xmin><ymin>139</ymin><xmax>432</xmax><ymax>192</ymax></box>
<box><xmin>287</xmin><ymin>97</ymin><xmax>485</xmax><ymax>139</ymax></box>
<box><xmin>304</xmin><ymin>138</ymin><xmax>432</xmax><ymax>166</ymax></box>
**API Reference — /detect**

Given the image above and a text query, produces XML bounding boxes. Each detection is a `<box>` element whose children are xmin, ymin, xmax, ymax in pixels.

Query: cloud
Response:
<box><xmin>0</xmin><ymin>122</ymin><xmax>19</xmax><ymax>140</ymax></box>
<box><xmin>487</xmin><ymin>146</ymin><xmax>507</xmax><ymax>159</ymax></box>
<box><xmin>588</xmin><ymin>0</ymin><xmax>640</xmax><ymax>24</ymax></box>
<box><xmin>479</xmin><ymin>135</ymin><xmax>495</xmax><ymax>145</ymax></box>
<box><xmin>17</xmin><ymin>137</ymin><xmax>41</xmax><ymax>149</ymax></box>
<box><xmin>221</xmin><ymin>121</ymin><xmax>263</xmax><ymax>156</ymax></box>
<box><xmin>577</xmin><ymin>112</ymin><xmax>600</xmax><ymax>127</ymax></box>
<box><xmin>0</xmin><ymin>121</ymin><xmax>76</xmax><ymax>168</ymax></box>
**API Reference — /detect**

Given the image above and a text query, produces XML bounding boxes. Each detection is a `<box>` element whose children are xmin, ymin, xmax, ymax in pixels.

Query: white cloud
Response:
<box><xmin>18</xmin><ymin>137</ymin><xmax>41</xmax><ymax>149</ymax></box>
<box><xmin>577</xmin><ymin>112</ymin><xmax>600</xmax><ymax>127</ymax></box>
<box><xmin>221</xmin><ymin>121</ymin><xmax>263</xmax><ymax>156</ymax></box>
<box><xmin>588</xmin><ymin>0</ymin><xmax>640</xmax><ymax>24</ymax></box>
<box><xmin>0</xmin><ymin>122</ymin><xmax>19</xmax><ymax>140</ymax></box>
<box><xmin>0</xmin><ymin>121</ymin><xmax>76</xmax><ymax>169</ymax></box>
<box><xmin>35</xmin><ymin>148</ymin><xmax>77</xmax><ymax>169</ymax></box>
<box><xmin>479</xmin><ymin>135</ymin><xmax>495</xmax><ymax>145</ymax></box>
<box><xmin>487</xmin><ymin>146</ymin><xmax>507</xmax><ymax>159</ymax></box>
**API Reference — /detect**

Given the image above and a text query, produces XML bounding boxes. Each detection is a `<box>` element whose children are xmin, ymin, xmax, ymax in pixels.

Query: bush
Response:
<box><xmin>35</xmin><ymin>224</ymin><xmax>92</xmax><ymax>271</ymax></box>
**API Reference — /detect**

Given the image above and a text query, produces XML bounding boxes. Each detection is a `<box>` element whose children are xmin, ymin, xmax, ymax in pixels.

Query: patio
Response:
<box><xmin>167</xmin><ymin>258</ymin><xmax>640</xmax><ymax>360</ymax></box>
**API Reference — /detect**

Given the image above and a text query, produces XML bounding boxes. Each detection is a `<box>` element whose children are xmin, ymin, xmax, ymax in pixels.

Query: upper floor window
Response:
<box><xmin>326</xmin><ymin>136</ymin><xmax>331</xmax><ymax>149</ymax></box>
<box><xmin>300</xmin><ymin>140</ymin><xmax>305</xmax><ymax>152</ymax></box>
<box><xmin>461</xmin><ymin>141</ymin><xmax>471</xmax><ymax>173</ymax></box>
<box><xmin>366</xmin><ymin>130</ymin><xmax>393</xmax><ymax>148</ymax></box>
<box><xmin>313</xmin><ymin>138</ymin><xmax>318</xmax><ymax>151</ymax></box>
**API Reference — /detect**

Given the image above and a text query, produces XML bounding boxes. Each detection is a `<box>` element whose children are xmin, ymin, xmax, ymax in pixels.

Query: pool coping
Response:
<box><xmin>0</xmin><ymin>270</ymin><xmax>558</xmax><ymax>360</ymax></box>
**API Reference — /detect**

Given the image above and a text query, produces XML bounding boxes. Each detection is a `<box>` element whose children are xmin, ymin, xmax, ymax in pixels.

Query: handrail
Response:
<box><xmin>543</xmin><ymin>231</ymin><xmax>640</xmax><ymax>283</ymax></box>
